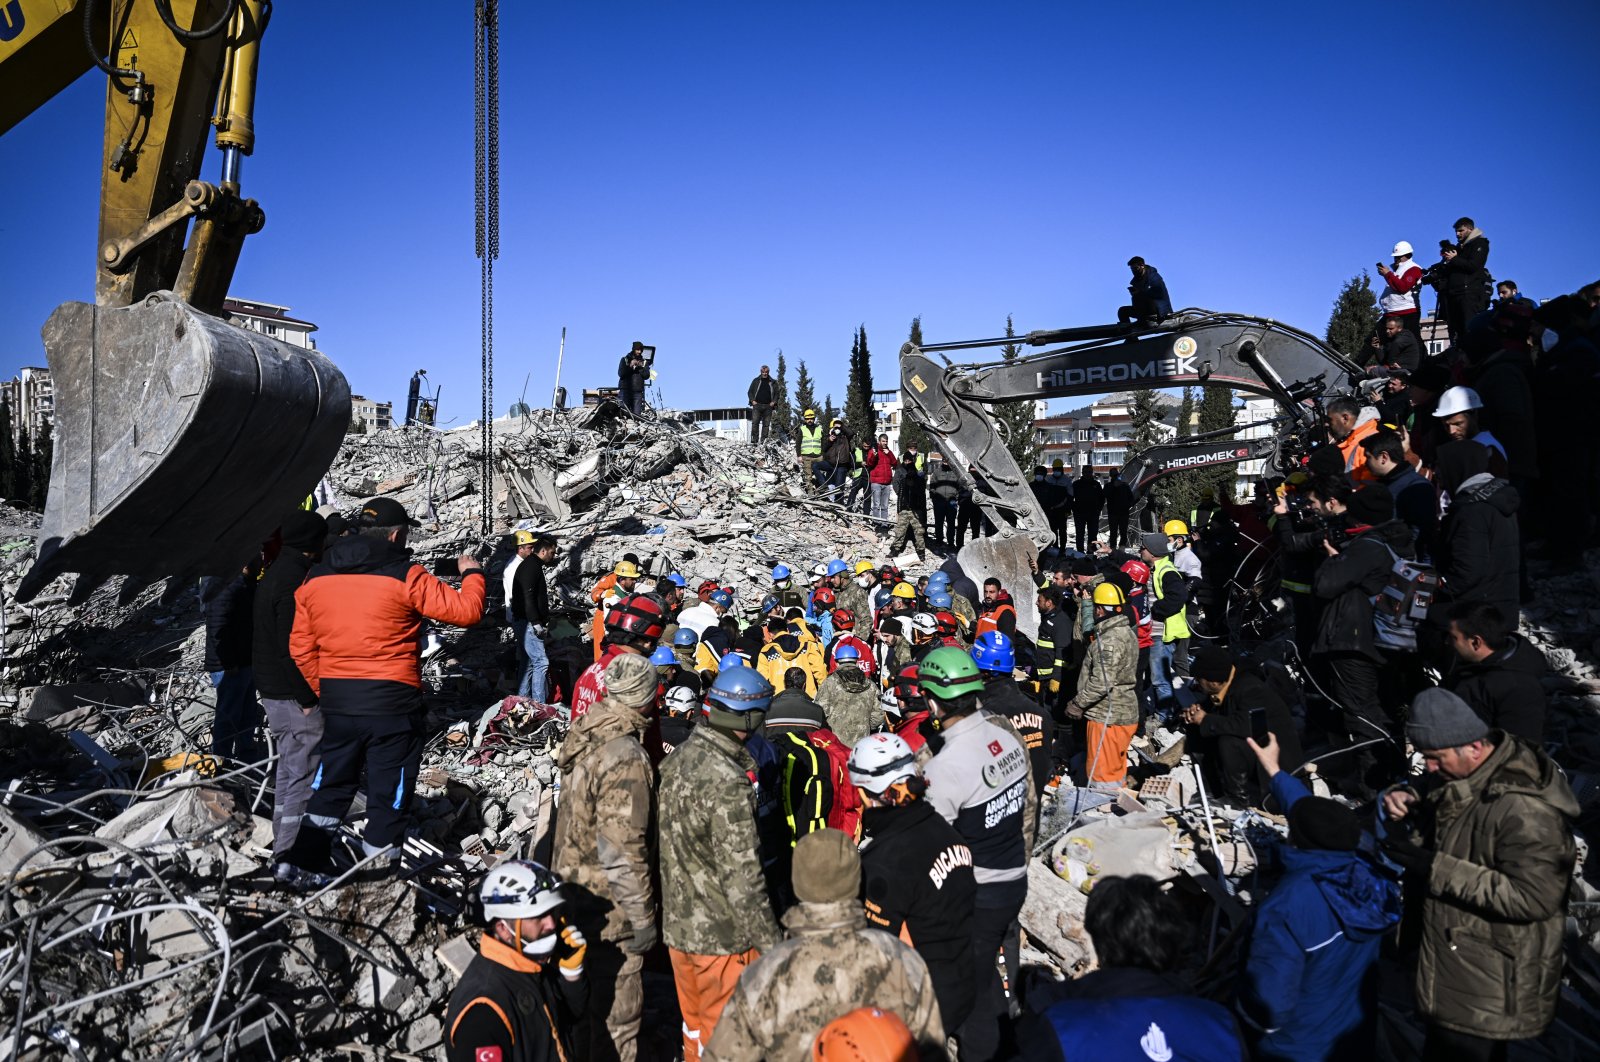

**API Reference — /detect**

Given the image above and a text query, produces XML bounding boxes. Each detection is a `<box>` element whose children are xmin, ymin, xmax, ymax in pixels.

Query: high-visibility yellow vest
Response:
<box><xmin>1151</xmin><ymin>556</ymin><xmax>1190</xmax><ymax>641</ymax></box>
<box><xmin>799</xmin><ymin>424</ymin><xmax>824</xmax><ymax>456</ymax></box>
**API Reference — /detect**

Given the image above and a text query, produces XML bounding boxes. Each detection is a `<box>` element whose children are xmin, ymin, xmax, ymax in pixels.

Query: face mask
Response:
<box><xmin>856</xmin><ymin>575</ymin><xmax>873</xmax><ymax>588</ymax></box>
<box><xmin>522</xmin><ymin>929</ymin><xmax>559</xmax><ymax>957</ymax></box>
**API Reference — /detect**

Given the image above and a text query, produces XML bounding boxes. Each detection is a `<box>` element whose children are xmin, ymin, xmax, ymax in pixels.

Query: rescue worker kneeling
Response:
<box><xmin>444</xmin><ymin>860</ymin><xmax>589</xmax><ymax>1062</ymax></box>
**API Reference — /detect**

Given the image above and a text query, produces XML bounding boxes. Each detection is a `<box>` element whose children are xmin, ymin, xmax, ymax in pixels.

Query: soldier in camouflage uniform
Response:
<box><xmin>705</xmin><ymin>829</ymin><xmax>945</xmax><ymax>1061</ymax></box>
<box><xmin>552</xmin><ymin>653</ymin><xmax>658</xmax><ymax>1061</ymax></box>
<box><xmin>815</xmin><ymin>646</ymin><xmax>881</xmax><ymax>747</ymax></box>
<box><xmin>1064</xmin><ymin>583</ymin><xmax>1141</xmax><ymax>791</ymax></box>
<box><xmin>659</xmin><ymin>666</ymin><xmax>782</xmax><ymax>1059</ymax></box>
<box><xmin>835</xmin><ymin>564</ymin><xmax>875</xmax><ymax>635</ymax></box>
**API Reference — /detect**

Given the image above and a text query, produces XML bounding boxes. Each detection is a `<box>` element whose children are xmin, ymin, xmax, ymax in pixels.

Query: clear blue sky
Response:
<box><xmin>3</xmin><ymin>1</ymin><xmax>1597</xmax><ymax>424</ymax></box>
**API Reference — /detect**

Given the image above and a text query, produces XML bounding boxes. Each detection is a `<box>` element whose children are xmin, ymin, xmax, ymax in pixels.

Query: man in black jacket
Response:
<box><xmin>1104</xmin><ymin>470</ymin><xmax>1133</xmax><ymax>552</ymax></box>
<box><xmin>1361</xmin><ymin>430</ymin><xmax>1438</xmax><ymax>560</ymax></box>
<box><xmin>254</xmin><ymin>510</ymin><xmax>327</xmax><ymax>875</ymax></box>
<box><xmin>201</xmin><ymin>563</ymin><xmax>260</xmax><ymax>760</ymax></box>
<box><xmin>1436</xmin><ymin>217</ymin><xmax>1491</xmax><ymax>345</ymax></box>
<box><xmin>616</xmin><ymin>342</ymin><xmax>648</xmax><ymax>417</ymax></box>
<box><xmin>747</xmin><ymin>364</ymin><xmax>777</xmax><ymax>444</ymax></box>
<box><xmin>886</xmin><ymin>452</ymin><xmax>928</xmax><ymax>561</ymax></box>
<box><xmin>1444</xmin><ymin>601</ymin><xmax>1547</xmax><ymax>743</ymax></box>
<box><xmin>1312</xmin><ymin>485</ymin><xmax>1416</xmax><ymax>798</ymax></box>
<box><xmin>1073</xmin><ymin>466</ymin><xmax>1104</xmax><ymax>553</ymax></box>
<box><xmin>1181</xmin><ymin>647</ymin><xmax>1303</xmax><ymax>805</ymax></box>
<box><xmin>511</xmin><ymin>532</ymin><xmax>558</xmax><ymax>702</ymax></box>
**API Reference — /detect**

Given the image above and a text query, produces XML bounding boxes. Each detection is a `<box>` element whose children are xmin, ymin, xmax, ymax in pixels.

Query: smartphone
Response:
<box><xmin>1249</xmin><ymin>707</ymin><xmax>1270</xmax><ymax>744</ymax></box>
<box><xmin>432</xmin><ymin>556</ymin><xmax>458</xmax><ymax>577</ymax></box>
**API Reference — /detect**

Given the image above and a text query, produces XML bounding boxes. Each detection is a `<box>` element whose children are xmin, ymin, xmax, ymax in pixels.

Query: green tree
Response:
<box><xmin>1195</xmin><ymin>385</ymin><xmax>1238</xmax><ymax>502</ymax></box>
<box><xmin>772</xmin><ymin>351</ymin><xmax>792</xmax><ymax>441</ymax></box>
<box><xmin>843</xmin><ymin>325</ymin><xmax>876</xmax><ymax>441</ymax></box>
<box><xmin>29</xmin><ymin>420</ymin><xmax>51</xmax><ymax>509</ymax></box>
<box><xmin>1325</xmin><ymin>273</ymin><xmax>1381</xmax><ymax>366</ymax></box>
<box><xmin>0</xmin><ymin>400</ymin><xmax>15</xmax><ymax>499</ymax></box>
<box><xmin>13</xmin><ymin>428</ymin><xmax>32</xmax><ymax>510</ymax></box>
<box><xmin>1163</xmin><ymin>388</ymin><xmax>1198</xmax><ymax>519</ymax></box>
<box><xmin>897</xmin><ymin>316</ymin><xmax>931</xmax><ymax>456</ymax></box>
<box><xmin>823</xmin><ymin>392</ymin><xmax>838</xmax><ymax>429</ymax></box>
<box><xmin>792</xmin><ymin>358</ymin><xmax>818</xmax><ymax>436</ymax></box>
<box><xmin>991</xmin><ymin>315</ymin><xmax>1039</xmax><ymax>469</ymax></box>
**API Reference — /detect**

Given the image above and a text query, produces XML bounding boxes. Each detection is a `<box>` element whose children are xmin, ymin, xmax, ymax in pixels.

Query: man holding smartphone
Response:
<box><xmin>1181</xmin><ymin>647</ymin><xmax>1303</xmax><ymax>805</ymax></box>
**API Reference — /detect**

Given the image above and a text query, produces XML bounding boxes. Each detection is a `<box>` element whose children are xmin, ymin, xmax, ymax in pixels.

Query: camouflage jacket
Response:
<box><xmin>704</xmin><ymin>899</ymin><xmax>946</xmax><ymax>1061</ymax></box>
<box><xmin>659</xmin><ymin>724</ymin><xmax>782</xmax><ymax>955</ymax></box>
<box><xmin>815</xmin><ymin>664</ymin><xmax>880</xmax><ymax>747</ymax></box>
<box><xmin>835</xmin><ymin>581</ymin><xmax>874</xmax><ymax>632</ymax></box>
<box><xmin>551</xmin><ymin>696</ymin><xmax>656</xmax><ymax>944</ymax></box>
<box><xmin>1073</xmin><ymin>611</ymin><xmax>1140</xmax><ymax>726</ymax></box>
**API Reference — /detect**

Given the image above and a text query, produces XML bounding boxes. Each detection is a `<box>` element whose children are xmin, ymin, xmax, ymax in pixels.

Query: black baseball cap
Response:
<box><xmin>359</xmin><ymin>497</ymin><xmax>421</xmax><ymax>528</ymax></box>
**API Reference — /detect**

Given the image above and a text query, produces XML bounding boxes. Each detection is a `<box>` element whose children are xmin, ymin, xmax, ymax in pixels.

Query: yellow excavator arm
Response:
<box><xmin>1</xmin><ymin>1</ymin><xmax>350</xmax><ymax>603</ymax></box>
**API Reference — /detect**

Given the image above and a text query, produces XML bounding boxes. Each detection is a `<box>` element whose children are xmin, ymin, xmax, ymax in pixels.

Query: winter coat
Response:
<box><xmin>1406</xmin><ymin>733</ymin><xmax>1578</xmax><ymax>1040</ymax></box>
<box><xmin>291</xmin><ymin>535</ymin><xmax>486</xmax><ymax>714</ymax></box>
<box><xmin>552</xmin><ymin>696</ymin><xmax>656</xmax><ymax>945</ymax></box>
<box><xmin>1435</xmin><ymin>473</ymin><xmax>1520</xmax><ymax>621</ymax></box>
<box><xmin>252</xmin><ymin>551</ymin><xmax>317</xmax><ymax>704</ymax></box>
<box><xmin>860</xmin><ymin>799</ymin><xmax>977</xmax><ymax>1031</ymax></box>
<box><xmin>814</xmin><ymin>663</ymin><xmax>880</xmax><ymax>747</ymax></box>
<box><xmin>617</xmin><ymin>353</ymin><xmax>646</xmax><ymax>392</ymax></box>
<box><xmin>1239</xmin><ymin>776</ymin><xmax>1399</xmax><ymax>1061</ymax></box>
<box><xmin>929</xmin><ymin>464</ymin><xmax>961</xmax><ymax>501</ymax></box>
<box><xmin>1377</xmin><ymin>461</ymin><xmax>1437</xmax><ymax>560</ymax></box>
<box><xmin>659</xmin><ymin>724</ymin><xmax>782</xmax><ymax>955</ymax></box>
<box><xmin>1311</xmin><ymin>519</ymin><xmax>1414</xmax><ymax>661</ymax></box>
<box><xmin>756</xmin><ymin>632</ymin><xmax>827</xmax><ymax>697</ymax></box>
<box><xmin>924</xmin><ymin>712</ymin><xmax>1029</xmax><ymax>885</ymax></box>
<box><xmin>1191</xmin><ymin>670</ymin><xmax>1304</xmax><ymax>804</ymax></box>
<box><xmin>200</xmin><ymin>570</ymin><xmax>255</xmax><ymax>672</ymax></box>
<box><xmin>1444</xmin><ymin>635</ymin><xmax>1548</xmax><ymax>743</ymax></box>
<box><xmin>862</xmin><ymin>446</ymin><xmax>897</xmax><ymax>485</ymax></box>
<box><xmin>1438</xmin><ymin>231</ymin><xmax>1490</xmax><ymax>297</ymax></box>
<box><xmin>1467</xmin><ymin>350</ymin><xmax>1539</xmax><ymax>480</ymax></box>
<box><xmin>1073</xmin><ymin>611</ymin><xmax>1139</xmax><ymax>726</ymax></box>
<box><xmin>1129</xmin><ymin>265</ymin><xmax>1173</xmax><ymax>319</ymax></box>
<box><xmin>1375</xmin><ymin>329</ymin><xmax>1422</xmax><ymax>373</ymax></box>
<box><xmin>980</xmin><ymin>672</ymin><xmax>1050</xmax><ymax>795</ymax></box>
<box><xmin>747</xmin><ymin>374</ymin><xmax>775</xmax><ymax>405</ymax></box>
<box><xmin>509</xmin><ymin>553</ymin><xmax>550</xmax><ymax>625</ymax></box>
<box><xmin>1073</xmin><ymin>474</ymin><xmax>1104</xmax><ymax>515</ymax></box>
<box><xmin>1105</xmin><ymin>477</ymin><xmax>1133</xmax><ymax>514</ymax></box>
<box><xmin>1018</xmin><ymin>967</ymin><xmax>1243</xmax><ymax>1062</ymax></box>
<box><xmin>704</xmin><ymin>898</ymin><xmax>946</xmax><ymax>1061</ymax></box>
<box><xmin>821</xmin><ymin>430</ymin><xmax>854</xmax><ymax>468</ymax></box>
<box><xmin>896</xmin><ymin>464</ymin><xmax>927</xmax><ymax>513</ymax></box>
<box><xmin>443</xmin><ymin>933</ymin><xmax>587</xmax><ymax>1062</ymax></box>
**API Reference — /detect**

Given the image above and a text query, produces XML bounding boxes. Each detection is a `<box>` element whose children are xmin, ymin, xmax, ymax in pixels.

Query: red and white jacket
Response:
<box><xmin>1379</xmin><ymin>260</ymin><xmax>1424</xmax><ymax>316</ymax></box>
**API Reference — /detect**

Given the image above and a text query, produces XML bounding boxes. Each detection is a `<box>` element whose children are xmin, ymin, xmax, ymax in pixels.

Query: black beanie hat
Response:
<box><xmin>1306</xmin><ymin>446</ymin><xmax>1346</xmax><ymax>478</ymax></box>
<box><xmin>1070</xmin><ymin>556</ymin><xmax>1098</xmax><ymax>576</ymax></box>
<box><xmin>1189</xmin><ymin>647</ymin><xmax>1235</xmax><ymax>682</ymax></box>
<box><xmin>1433</xmin><ymin>440</ymin><xmax>1490</xmax><ymax>497</ymax></box>
<box><xmin>1344</xmin><ymin>484</ymin><xmax>1394</xmax><ymax>525</ymax></box>
<box><xmin>1289</xmin><ymin>797</ymin><xmax>1361</xmax><ymax>852</ymax></box>
<box><xmin>280</xmin><ymin>510</ymin><xmax>327</xmax><ymax>552</ymax></box>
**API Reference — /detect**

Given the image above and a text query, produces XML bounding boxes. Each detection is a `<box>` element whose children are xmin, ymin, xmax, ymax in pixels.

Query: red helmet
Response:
<box><xmin>934</xmin><ymin>610</ymin><xmax>958</xmax><ymax>637</ymax></box>
<box><xmin>696</xmin><ymin>579</ymin><xmax>720</xmax><ymax>600</ymax></box>
<box><xmin>813</xmin><ymin>586</ymin><xmax>836</xmax><ymax>608</ymax></box>
<box><xmin>893</xmin><ymin>665</ymin><xmax>925</xmax><ymax>708</ymax></box>
<box><xmin>1120</xmin><ymin>559</ymin><xmax>1151</xmax><ymax>585</ymax></box>
<box><xmin>605</xmin><ymin>592</ymin><xmax>667</xmax><ymax>645</ymax></box>
<box><xmin>831</xmin><ymin>607</ymin><xmax>856</xmax><ymax>630</ymax></box>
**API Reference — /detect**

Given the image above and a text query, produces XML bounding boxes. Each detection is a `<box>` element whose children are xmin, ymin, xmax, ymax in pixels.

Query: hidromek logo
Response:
<box><xmin>1161</xmin><ymin>446</ymin><xmax>1250</xmax><ymax>469</ymax></box>
<box><xmin>1036</xmin><ymin>352</ymin><xmax>1199</xmax><ymax>390</ymax></box>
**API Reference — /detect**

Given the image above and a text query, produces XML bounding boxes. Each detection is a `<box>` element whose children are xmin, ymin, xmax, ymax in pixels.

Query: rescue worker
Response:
<box><xmin>920</xmin><ymin>647</ymin><xmax>1029</xmax><ymax>1062</ymax></box>
<box><xmin>553</xmin><ymin>653</ymin><xmax>659</xmax><ymax>1061</ymax></box>
<box><xmin>1063</xmin><ymin>583</ymin><xmax>1140</xmax><ymax>792</ymax></box>
<box><xmin>974</xmin><ymin>578</ymin><xmax>1017</xmax><ymax>640</ymax></box>
<box><xmin>873</xmin><ymin>611</ymin><xmax>913</xmax><ymax>682</ymax></box>
<box><xmin>835</xmin><ymin>561</ymin><xmax>875</xmax><ymax>631</ymax></box>
<box><xmin>885</xmin><ymin>451</ymin><xmax>929</xmax><ymax>561</ymax></box>
<box><xmin>944</xmin><ymin>574</ymin><xmax>980</xmax><ymax>643</ymax></box>
<box><xmin>590</xmin><ymin>557</ymin><xmax>642</xmax><ymax>663</ymax></box>
<box><xmin>283</xmin><ymin>498</ymin><xmax>485</xmax><ymax>884</ymax></box>
<box><xmin>1120</xmin><ymin>558</ymin><xmax>1154</xmax><ymax>687</ymax></box>
<box><xmin>444</xmin><ymin>861</ymin><xmax>589</xmax><ymax>1062</ymax></box>
<box><xmin>766</xmin><ymin>669</ymin><xmax>857</xmax><ymax>849</ymax></box>
<box><xmin>1165</xmin><ymin>518</ymin><xmax>1202</xmax><ymax>674</ymax></box>
<box><xmin>253</xmin><ymin>509</ymin><xmax>327</xmax><ymax>880</ymax></box>
<box><xmin>973</xmin><ymin>632</ymin><xmax>1049</xmax><ymax>796</ymax></box>
<box><xmin>756</xmin><ymin>616</ymin><xmax>828</xmax><ymax>695</ymax></box>
<box><xmin>795</xmin><ymin>408</ymin><xmax>825</xmax><ymax>488</ymax></box>
<box><xmin>571</xmin><ymin>593</ymin><xmax>667</xmax><ymax>725</ymax></box>
<box><xmin>851</xmin><ymin>732</ymin><xmax>978</xmax><ymax>1034</ymax></box>
<box><xmin>676</xmin><ymin>586</ymin><xmax>731</xmax><ymax>640</ymax></box>
<box><xmin>659</xmin><ymin>667</ymin><xmax>782</xmax><ymax>1057</ymax></box>
<box><xmin>1141</xmin><ymin>532</ymin><xmax>1189</xmax><ymax>715</ymax></box>
<box><xmin>511</xmin><ymin>531</ymin><xmax>557</xmax><ymax>702</ymax></box>
<box><xmin>1325</xmin><ymin>396</ymin><xmax>1382</xmax><ymax>485</ymax></box>
<box><xmin>815</xmin><ymin>643</ymin><xmax>880</xmax><ymax>747</ymax></box>
<box><xmin>706</xmin><ymin>829</ymin><xmax>945</xmax><ymax>1060</ymax></box>
<box><xmin>826</xmin><ymin>607</ymin><xmax>876</xmax><ymax>678</ymax></box>
<box><xmin>660</xmin><ymin>685</ymin><xmax>699</xmax><ymax>756</ymax></box>
<box><xmin>771</xmin><ymin>563</ymin><xmax>808</xmax><ymax>613</ymax></box>
<box><xmin>885</xmin><ymin>664</ymin><xmax>934</xmax><ymax>760</ymax></box>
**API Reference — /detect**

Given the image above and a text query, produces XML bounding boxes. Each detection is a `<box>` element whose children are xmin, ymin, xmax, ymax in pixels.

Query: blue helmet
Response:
<box><xmin>664</xmin><ymin>572</ymin><xmax>687</xmax><ymax>588</ymax></box>
<box><xmin>709</xmin><ymin>589</ymin><xmax>733</xmax><ymax>609</ymax></box>
<box><xmin>928</xmin><ymin>590</ymin><xmax>953</xmax><ymax>609</ymax></box>
<box><xmin>672</xmin><ymin>627</ymin><xmax>699</xmax><ymax>647</ymax></box>
<box><xmin>971</xmin><ymin>631</ymin><xmax>1015</xmax><ymax>673</ymax></box>
<box><xmin>826</xmin><ymin>559</ymin><xmax>849</xmax><ymax>577</ymax></box>
<box><xmin>834</xmin><ymin>644</ymin><xmax>861</xmax><ymax>662</ymax></box>
<box><xmin>772</xmin><ymin>564</ymin><xmax>791</xmax><ymax>581</ymax></box>
<box><xmin>718</xmin><ymin>652</ymin><xmax>745</xmax><ymax>670</ymax></box>
<box><xmin>759</xmin><ymin>594</ymin><xmax>780</xmax><ymax>615</ymax></box>
<box><xmin>650</xmin><ymin>645</ymin><xmax>677</xmax><ymax>666</ymax></box>
<box><xmin>706</xmin><ymin>666</ymin><xmax>774</xmax><ymax>713</ymax></box>
<box><xmin>926</xmin><ymin>570</ymin><xmax>951</xmax><ymax>590</ymax></box>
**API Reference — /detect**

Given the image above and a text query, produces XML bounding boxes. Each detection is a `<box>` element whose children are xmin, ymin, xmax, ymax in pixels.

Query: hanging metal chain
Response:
<box><xmin>474</xmin><ymin>0</ymin><xmax>500</xmax><ymax>536</ymax></box>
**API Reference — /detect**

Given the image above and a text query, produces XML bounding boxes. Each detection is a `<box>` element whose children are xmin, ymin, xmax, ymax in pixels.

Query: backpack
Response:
<box><xmin>809</xmin><ymin>729</ymin><xmax>861</xmax><ymax>837</ymax></box>
<box><xmin>1370</xmin><ymin>542</ymin><xmax>1440</xmax><ymax>652</ymax></box>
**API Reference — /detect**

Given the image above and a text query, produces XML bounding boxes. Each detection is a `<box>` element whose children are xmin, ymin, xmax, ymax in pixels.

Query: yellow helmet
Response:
<box><xmin>832</xmin><ymin>419</ymin><xmax>844</xmax><ymax>429</ymax></box>
<box><xmin>613</xmin><ymin>560</ymin><xmax>641</xmax><ymax>579</ymax></box>
<box><xmin>1092</xmin><ymin>582</ymin><xmax>1127</xmax><ymax>607</ymax></box>
<box><xmin>1163</xmin><ymin>519</ymin><xmax>1190</xmax><ymax>537</ymax></box>
<box><xmin>803</xmin><ymin>408</ymin><xmax>817</xmax><ymax>419</ymax></box>
<box><xmin>514</xmin><ymin>530</ymin><xmax>536</xmax><ymax>546</ymax></box>
<box><xmin>854</xmin><ymin>560</ymin><xmax>876</xmax><ymax>576</ymax></box>
<box><xmin>890</xmin><ymin>581</ymin><xmax>917</xmax><ymax>600</ymax></box>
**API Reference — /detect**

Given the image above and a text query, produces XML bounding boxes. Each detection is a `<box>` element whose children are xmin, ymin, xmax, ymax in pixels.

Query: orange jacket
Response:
<box><xmin>291</xmin><ymin>536</ymin><xmax>486</xmax><ymax>706</ymax></box>
<box><xmin>589</xmin><ymin>573</ymin><xmax>620</xmax><ymax>662</ymax></box>
<box><xmin>1338</xmin><ymin>419</ymin><xmax>1381</xmax><ymax>485</ymax></box>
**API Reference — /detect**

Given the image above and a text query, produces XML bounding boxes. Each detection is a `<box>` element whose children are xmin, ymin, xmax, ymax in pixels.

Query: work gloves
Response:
<box><xmin>557</xmin><ymin>925</ymin><xmax>587</xmax><ymax>979</ymax></box>
<box><xmin>624</xmin><ymin>920</ymin><xmax>659</xmax><ymax>956</ymax></box>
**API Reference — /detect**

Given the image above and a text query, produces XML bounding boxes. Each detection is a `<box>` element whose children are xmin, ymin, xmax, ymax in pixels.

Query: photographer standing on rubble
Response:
<box><xmin>281</xmin><ymin>498</ymin><xmax>485</xmax><ymax>885</ymax></box>
<box><xmin>618</xmin><ymin>342</ymin><xmax>648</xmax><ymax>417</ymax></box>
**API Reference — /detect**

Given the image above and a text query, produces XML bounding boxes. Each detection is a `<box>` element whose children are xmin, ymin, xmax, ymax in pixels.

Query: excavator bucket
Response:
<box><xmin>947</xmin><ymin>533</ymin><xmax>1043</xmax><ymax>641</ymax></box>
<box><xmin>16</xmin><ymin>292</ymin><xmax>351</xmax><ymax>603</ymax></box>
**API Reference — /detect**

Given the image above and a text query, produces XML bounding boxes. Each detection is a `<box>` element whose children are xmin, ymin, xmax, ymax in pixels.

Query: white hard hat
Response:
<box><xmin>1433</xmin><ymin>386</ymin><xmax>1484</xmax><ymax>418</ymax></box>
<box><xmin>664</xmin><ymin>685</ymin><xmax>699</xmax><ymax>715</ymax></box>
<box><xmin>910</xmin><ymin>612</ymin><xmax>939</xmax><ymax>636</ymax></box>
<box><xmin>848</xmin><ymin>733</ymin><xmax>919</xmax><ymax>793</ymax></box>
<box><xmin>479</xmin><ymin>860</ymin><xmax>565</xmax><ymax>921</ymax></box>
<box><xmin>1392</xmin><ymin>240</ymin><xmax>1414</xmax><ymax>258</ymax></box>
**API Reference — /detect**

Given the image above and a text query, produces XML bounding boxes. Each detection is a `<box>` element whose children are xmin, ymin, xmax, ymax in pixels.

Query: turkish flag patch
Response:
<box><xmin>988</xmin><ymin>740</ymin><xmax>1003</xmax><ymax>756</ymax></box>
<box><xmin>476</xmin><ymin>1049</ymin><xmax>503</xmax><ymax>1062</ymax></box>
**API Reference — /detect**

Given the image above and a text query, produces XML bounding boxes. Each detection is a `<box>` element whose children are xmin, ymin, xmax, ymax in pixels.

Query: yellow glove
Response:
<box><xmin>1048</xmin><ymin>679</ymin><xmax>1061</xmax><ymax>695</ymax></box>
<box><xmin>558</xmin><ymin>924</ymin><xmax>587</xmax><ymax>979</ymax></box>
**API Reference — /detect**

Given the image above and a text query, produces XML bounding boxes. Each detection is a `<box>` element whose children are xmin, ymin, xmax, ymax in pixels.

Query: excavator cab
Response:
<box><xmin>3</xmin><ymin>2</ymin><xmax>351</xmax><ymax>601</ymax></box>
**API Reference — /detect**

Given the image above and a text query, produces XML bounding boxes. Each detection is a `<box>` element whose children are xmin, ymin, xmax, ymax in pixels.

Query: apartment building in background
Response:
<box><xmin>224</xmin><ymin>298</ymin><xmax>319</xmax><ymax>350</ymax></box>
<box><xmin>0</xmin><ymin>366</ymin><xmax>54</xmax><ymax>443</ymax></box>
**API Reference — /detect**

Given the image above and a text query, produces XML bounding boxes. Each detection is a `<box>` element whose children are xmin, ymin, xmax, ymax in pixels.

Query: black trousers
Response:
<box><xmin>1321</xmin><ymin>652</ymin><xmax>1394</xmax><ymax>795</ymax></box>
<box><xmin>1105</xmin><ymin>508</ymin><xmax>1129</xmax><ymax>551</ymax></box>
<box><xmin>302</xmin><ymin>710</ymin><xmax>424</xmax><ymax>855</ymax></box>
<box><xmin>932</xmin><ymin>496</ymin><xmax>959</xmax><ymax>544</ymax></box>
<box><xmin>1074</xmin><ymin>507</ymin><xmax>1102</xmax><ymax>552</ymax></box>
<box><xmin>1423</xmin><ymin>1025</ymin><xmax>1510</xmax><ymax>1062</ymax></box>
<box><xmin>750</xmin><ymin>404</ymin><xmax>772</xmax><ymax>443</ymax></box>
<box><xmin>959</xmin><ymin>879</ymin><xmax>1027</xmax><ymax>1062</ymax></box>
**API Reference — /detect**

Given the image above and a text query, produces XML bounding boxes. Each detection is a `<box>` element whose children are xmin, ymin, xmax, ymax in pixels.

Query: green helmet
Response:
<box><xmin>918</xmin><ymin>646</ymin><xmax>985</xmax><ymax>701</ymax></box>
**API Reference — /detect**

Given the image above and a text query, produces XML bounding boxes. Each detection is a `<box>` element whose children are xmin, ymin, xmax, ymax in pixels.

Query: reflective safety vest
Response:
<box><xmin>798</xmin><ymin>424</ymin><xmax>824</xmax><ymax>457</ymax></box>
<box><xmin>1151</xmin><ymin>556</ymin><xmax>1190</xmax><ymax>642</ymax></box>
<box><xmin>974</xmin><ymin>602</ymin><xmax>1015</xmax><ymax>639</ymax></box>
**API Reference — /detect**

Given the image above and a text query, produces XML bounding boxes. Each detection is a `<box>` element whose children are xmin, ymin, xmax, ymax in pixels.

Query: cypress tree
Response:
<box><xmin>13</xmin><ymin>428</ymin><xmax>32</xmax><ymax>510</ymax></box>
<box><xmin>29</xmin><ymin>420</ymin><xmax>52</xmax><ymax>509</ymax></box>
<box><xmin>897</xmin><ymin>316</ymin><xmax>931</xmax><ymax>455</ymax></box>
<box><xmin>843</xmin><ymin>325</ymin><xmax>876</xmax><ymax>442</ymax></box>
<box><xmin>772</xmin><ymin>351</ymin><xmax>792</xmax><ymax>441</ymax></box>
<box><xmin>1326</xmin><ymin>274</ymin><xmax>1381</xmax><ymax>365</ymax></box>
<box><xmin>0</xmin><ymin>400</ymin><xmax>15</xmax><ymax>499</ymax></box>
<box><xmin>991</xmin><ymin>315</ymin><xmax>1039</xmax><ymax>469</ymax></box>
<box><xmin>792</xmin><ymin>359</ymin><xmax>818</xmax><ymax>436</ymax></box>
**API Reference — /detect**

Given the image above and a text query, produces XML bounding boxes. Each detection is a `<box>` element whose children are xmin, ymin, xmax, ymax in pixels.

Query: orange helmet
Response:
<box><xmin>831</xmin><ymin>607</ymin><xmax>856</xmax><ymax>630</ymax></box>
<box><xmin>812</xmin><ymin>1007</ymin><xmax>915</xmax><ymax>1061</ymax></box>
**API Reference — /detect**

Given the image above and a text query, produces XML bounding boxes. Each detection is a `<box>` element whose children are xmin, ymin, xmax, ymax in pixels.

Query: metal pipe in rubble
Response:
<box><xmin>552</xmin><ymin>326</ymin><xmax>567</xmax><ymax>408</ymax></box>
